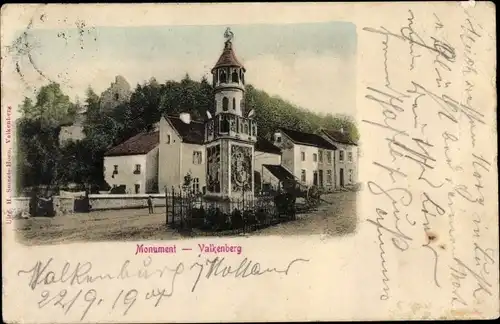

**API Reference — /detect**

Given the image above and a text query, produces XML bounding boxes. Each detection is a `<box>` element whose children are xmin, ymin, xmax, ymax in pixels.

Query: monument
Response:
<box><xmin>205</xmin><ymin>28</ymin><xmax>257</xmax><ymax>206</ymax></box>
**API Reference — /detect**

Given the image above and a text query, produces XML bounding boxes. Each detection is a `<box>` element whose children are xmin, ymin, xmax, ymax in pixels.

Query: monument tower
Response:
<box><xmin>205</xmin><ymin>28</ymin><xmax>257</xmax><ymax>201</ymax></box>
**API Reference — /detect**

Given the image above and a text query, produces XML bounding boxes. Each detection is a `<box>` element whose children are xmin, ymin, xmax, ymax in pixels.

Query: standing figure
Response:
<box><xmin>147</xmin><ymin>195</ymin><xmax>154</xmax><ymax>214</ymax></box>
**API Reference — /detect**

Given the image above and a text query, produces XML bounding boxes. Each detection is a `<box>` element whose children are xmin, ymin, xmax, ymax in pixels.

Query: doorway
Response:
<box><xmin>135</xmin><ymin>184</ymin><xmax>140</xmax><ymax>194</ymax></box>
<box><xmin>313</xmin><ymin>171</ymin><xmax>318</xmax><ymax>186</ymax></box>
<box><xmin>340</xmin><ymin>168</ymin><xmax>344</xmax><ymax>187</ymax></box>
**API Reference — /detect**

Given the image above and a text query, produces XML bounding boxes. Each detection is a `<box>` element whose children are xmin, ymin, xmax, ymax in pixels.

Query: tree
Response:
<box><xmin>19</xmin><ymin>82</ymin><xmax>76</xmax><ymax>126</ymax></box>
<box><xmin>16</xmin><ymin>83</ymin><xmax>77</xmax><ymax>193</ymax></box>
<box><xmin>183</xmin><ymin>172</ymin><xmax>193</xmax><ymax>193</ymax></box>
<box><xmin>15</xmin><ymin>118</ymin><xmax>62</xmax><ymax>193</ymax></box>
<box><xmin>83</xmin><ymin>87</ymin><xmax>100</xmax><ymax>125</ymax></box>
<box><xmin>245</xmin><ymin>84</ymin><xmax>359</xmax><ymax>143</ymax></box>
<box><xmin>81</xmin><ymin>87</ymin><xmax>120</xmax><ymax>189</ymax></box>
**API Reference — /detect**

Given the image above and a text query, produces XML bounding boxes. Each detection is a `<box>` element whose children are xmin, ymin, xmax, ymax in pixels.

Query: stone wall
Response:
<box><xmin>12</xmin><ymin>196</ymin><xmax>75</xmax><ymax>217</ymax></box>
<box><xmin>12</xmin><ymin>193</ymin><xmax>168</xmax><ymax>215</ymax></box>
<box><xmin>88</xmin><ymin>194</ymin><xmax>167</xmax><ymax>211</ymax></box>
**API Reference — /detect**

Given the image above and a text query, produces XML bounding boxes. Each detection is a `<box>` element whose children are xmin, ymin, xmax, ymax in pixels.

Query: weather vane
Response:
<box><xmin>224</xmin><ymin>27</ymin><xmax>234</xmax><ymax>43</ymax></box>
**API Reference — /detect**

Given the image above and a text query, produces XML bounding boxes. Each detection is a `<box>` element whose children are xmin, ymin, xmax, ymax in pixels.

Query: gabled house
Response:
<box><xmin>158</xmin><ymin>115</ymin><xmax>207</xmax><ymax>193</ymax></box>
<box><xmin>103</xmin><ymin>130</ymin><xmax>159</xmax><ymax>194</ymax></box>
<box><xmin>273</xmin><ymin>127</ymin><xmax>337</xmax><ymax>189</ymax></box>
<box><xmin>321</xmin><ymin>129</ymin><xmax>358</xmax><ymax>187</ymax></box>
<box><xmin>158</xmin><ymin>114</ymin><xmax>283</xmax><ymax>194</ymax></box>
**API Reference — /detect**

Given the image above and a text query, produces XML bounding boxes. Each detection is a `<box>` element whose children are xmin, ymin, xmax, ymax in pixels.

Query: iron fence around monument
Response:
<box><xmin>164</xmin><ymin>187</ymin><xmax>296</xmax><ymax>235</ymax></box>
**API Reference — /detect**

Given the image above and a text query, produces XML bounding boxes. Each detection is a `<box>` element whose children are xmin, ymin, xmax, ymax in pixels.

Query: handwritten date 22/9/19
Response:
<box><xmin>38</xmin><ymin>288</ymin><xmax>138</xmax><ymax>321</ymax></box>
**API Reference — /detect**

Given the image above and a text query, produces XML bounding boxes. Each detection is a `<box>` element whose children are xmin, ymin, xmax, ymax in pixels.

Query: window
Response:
<box><xmin>113</xmin><ymin>165</ymin><xmax>118</xmax><ymax>174</ymax></box>
<box><xmin>339</xmin><ymin>150</ymin><xmax>345</xmax><ymax>162</ymax></box>
<box><xmin>233</xmin><ymin>98</ymin><xmax>236</xmax><ymax>110</ymax></box>
<box><xmin>192</xmin><ymin>178</ymin><xmax>200</xmax><ymax>193</ymax></box>
<box><xmin>134</xmin><ymin>184</ymin><xmax>140</xmax><ymax>194</ymax></box>
<box><xmin>348</xmin><ymin>151</ymin><xmax>353</xmax><ymax>162</ymax></box>
<box><xmin>193</xmin><ymin>151</ymin><xmax>202</xmax><ymax>164</ymax></box>
<box><xmin>349</xmin><ymin>169</ymin><xmax>353</xmax><ymax>183</ymax></box>
<box><xmin>231</xmin><ymin>70</ymin><xmax>239</xmax><ymax>83</ymax></box>
<box><xmin>327</xmin><ymin>170</ymin><xmax>332</xmax><ymax>184</ymax></box>
<box><xmin>319</xmin><ymin>151</ymin><xmax>323</xmax><ymax>163</ymax></box>
<box><xmin>327</xmin><ymin>151</ymin><xmax>332</xmax><ymax>164</ymax></box>
<box><xmin>114</xmin><ymin>93</ymin><xmax>119</xmax><ymax>100</ymax></box>
<box><xmin>276</xmin><ymin>135</ymin><xmax>282</xmax><ymax>143</ymax></box>
<box><xmin>301</xmin><ymin>152</ymin><xmax>305</xmax><ymax>161</ymax></box>
<box><xmin>220</xmin><ymin>116</ymin><xmax>230</xmax><ymax>133</ymax></box>
<box><xmin>301</xmin><ymin>169</ymin><xmax>306</xmax><ymax>182</ymax></box>
<box><xmin>166</xmin><ymin>134</ymin><xmax>171</xmax><ymax>144</ymax></box>
<box><xmin>220</xmin><ymin>70</ymin><xmax>227</xmax><ymax>83</ymax></box>
<box><xmin>134</xmin><ymin>164</ymin><xmax>141</xmax><ymax>174</ymax></box>
<box><xmin>313</xmin><ymin>153</ymin><xmax>317</xmax><ymax>162</ymax></box>
<box><xmin>223</xmin><ymin>97</ymin><xmax>229</xmax><ymax>111</ymax></box>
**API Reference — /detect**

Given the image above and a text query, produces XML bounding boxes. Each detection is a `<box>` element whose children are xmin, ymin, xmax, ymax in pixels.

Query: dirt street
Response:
<box><xmin>14</xmin><ymin>191</ymin><xmax>358</xmax><ymax>246</ymax></box>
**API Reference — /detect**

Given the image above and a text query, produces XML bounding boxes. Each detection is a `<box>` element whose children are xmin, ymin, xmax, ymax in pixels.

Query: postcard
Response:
<box><xmin>1</xmin><ymin>2</ymin><xmax>498</xmax><ymax>322</ymax></box>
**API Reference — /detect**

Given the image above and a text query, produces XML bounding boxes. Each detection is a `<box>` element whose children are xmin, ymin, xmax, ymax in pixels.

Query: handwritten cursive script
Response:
<box><xmin>362</xmin><ymin>7</ymin><xmax>496</xmax><ymax>309</ymax></box>
<box><xmin>17</xmin><ymin>255</ymin><xmax>309</xmax><ymax>320</ymax></box>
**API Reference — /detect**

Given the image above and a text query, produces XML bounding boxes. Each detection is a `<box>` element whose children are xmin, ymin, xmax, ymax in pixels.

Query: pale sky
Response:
<box><xmin>4</xmin><ymin>21</ymin><xmax>356</xmax><ymax>116</ymax></box>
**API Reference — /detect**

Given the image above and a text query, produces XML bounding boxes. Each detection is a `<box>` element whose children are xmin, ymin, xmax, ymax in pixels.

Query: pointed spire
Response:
<box><xmin>212</xmin><ymin>28</ymin><xmax>245</xmax><ymax>72</ymax></box>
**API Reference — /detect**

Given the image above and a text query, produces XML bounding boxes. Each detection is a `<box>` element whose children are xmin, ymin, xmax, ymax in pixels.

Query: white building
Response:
<box><xmin>59</xmin><ymin>108</ymin><xmax>86</xmax><ymax>145</ymax></box>
<box><xmin>158</xmin><ymin>114</ymin><xmax>284</xmax><ymax>194</ymax></box>
<box><xmin>273</xmin><ymin>128</ymin><xmax>338</xmax><ymax>190</ymax></box>
<box><xmin>321</xmin><ymin>129</ymin><xmax>359</xmax><ymax>187</ymax></box>
<box><xmin>103</xmin><ymin>131</ymin><xmax>159</xmax><ymax>193</ymax></box>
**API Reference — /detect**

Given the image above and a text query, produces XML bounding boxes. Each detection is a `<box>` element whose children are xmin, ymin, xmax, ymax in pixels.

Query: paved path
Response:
<box><xmin>14</xmin><ymin>191</ymin><xmax>358</xmax><ymax>245</ymax></box>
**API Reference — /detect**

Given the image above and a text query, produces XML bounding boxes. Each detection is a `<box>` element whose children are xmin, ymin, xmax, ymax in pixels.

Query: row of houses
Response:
<box><xmin>62</xmin><ymin>29</ymin><xmax>359</xmax><ymax>196</ymax></box>
<box><xmin>103</xmin><ymin>115</ymin><xmax>358</xmax><ymax>194</ymax></box>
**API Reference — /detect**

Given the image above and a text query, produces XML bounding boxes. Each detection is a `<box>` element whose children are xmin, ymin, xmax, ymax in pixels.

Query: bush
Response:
<box><xmin>205</xmin><ymin>207</ymin><xmax>230</xmax><ymax>231</ymax></box>
<box><xmin>255</xmin><ymin>208</ymin><xmax>267</xmax><ymax>223</ymax></box>
<box><xmin>274</xmin><ymin>192</ymin><xmax>296</xmax><ymax>216</ymax></box>
<box><xmin>243</xmin><ymin>210</ymin><xmax>256</xmax><ymax>226</ymax></box>
<box><xmin>191</xmin><ymin>207</ymin><xmax>205</xmax><ymax>219</ymax></box>
<box><xmin>231</xmin><ymin>209</ymin><xmax>244</xmax><ymax>229</ymax></box>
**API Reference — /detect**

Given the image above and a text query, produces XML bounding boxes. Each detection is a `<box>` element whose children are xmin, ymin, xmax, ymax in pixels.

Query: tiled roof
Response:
<box><xmin>279</xmin><ymin>128</ymin><xmax>337</xmax><ymax>150</ymax></box>
<box><xmin>166</xmin><ymin>116</ymin><xmax>205</xmax><ymax>145</ymax></box>
<box><xmin>263</xmin><ymin>164</ymin><xmax>295</xmax><ymax>182</ymax></box>
<box><xmin>255</xmin><ymin>137</ymin><xmax>281</xmax><ymax>154</ymax></box>
<box><xmin>212</xmin><ymin>41</ymin><xmax>245</xmax><ymax>71</ymax></box>
<box><xmin>104</xmin><ymin>131</ymin><xmax>159</xmax><ymax>156</ymax></box>
<box><xmin>322</xmin><ymin>129</ymin><xmax>358</xmax><ymax>146</ymax></box>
